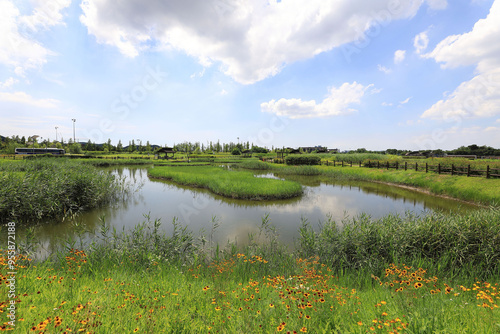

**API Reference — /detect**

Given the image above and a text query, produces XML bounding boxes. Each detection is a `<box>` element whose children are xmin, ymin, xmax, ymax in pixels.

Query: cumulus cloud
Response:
<box><xmin>261</xmin><ymin>82</ymin><xmax>374</xmax><ymax>119</ymax></box>
<box><xmin>422</xmin><ymin>0</ymin><xmax>500</xmax><ymax>119</ymax></box>
<box><xmin>0</xmin><ymin>91</ymin><xmax>59</xmax><ymax>108</ymax></box>
<box><xmin>79</xmin><ymin>0</ymin><xmax>434</xmax><ymax>84</ymax></box>
<box><xmin>414</xmin><ymin>31</ymin><xmax>429</xmax><ymax>54</ymax></box>
<box><xmin>394</xmin><ymin>50</ymin><xmax>406</xmax><ymax>64</ymax></box>
<box><xmin>0</xmin><ymin>0</ymin><xmax>69</xmax><ymax>75</ymax></box>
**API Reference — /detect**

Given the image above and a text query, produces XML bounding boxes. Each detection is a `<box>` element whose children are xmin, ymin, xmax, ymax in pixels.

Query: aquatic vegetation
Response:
<box><xmin>148</xmin><ymin>165</ymin><xmax>303</xmax><ymax>200</ymax></box>
<box><xmin>0</xmin><ymin>158</ymin><xmax>128</xmax><ymax>223</ymax></box>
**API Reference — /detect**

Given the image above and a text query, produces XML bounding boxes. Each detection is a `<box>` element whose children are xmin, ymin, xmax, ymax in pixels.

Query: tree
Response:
<box><xmin>231</xmin><ymin>147</ymin><xmax>241</xmax><ymax>155</ymax></box>
<box><xmin>69</xmin><ymin>143</ymin><xmax>82</xmax><ymax>154</ymax></box>
<box><xmin>117</xmin><ymin>140</ymin><xmax>123</xmax><ymax>152</ymax></box>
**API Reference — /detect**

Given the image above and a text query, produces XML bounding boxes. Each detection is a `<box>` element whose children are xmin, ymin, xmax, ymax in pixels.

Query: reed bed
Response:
<box><xmin>0</xmin><ymin>158</ymin><xmax>128</xmax><ymax>223</ymax></box>
<box><xmin>148</xmin><ymin>165</ymin><xmax>303</xmax><ymax>200</ymax></box>
<box><xmin>2</xmin><ymin>209</ymin><xmax>499</xmax><ymax>333</ymax></box>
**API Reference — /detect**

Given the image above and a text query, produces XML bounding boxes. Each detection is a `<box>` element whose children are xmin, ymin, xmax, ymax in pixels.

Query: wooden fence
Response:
<box><xmin>334</xmin><ymin>160</ymin><xmax>500</xmax><ymax>179</ymax></box>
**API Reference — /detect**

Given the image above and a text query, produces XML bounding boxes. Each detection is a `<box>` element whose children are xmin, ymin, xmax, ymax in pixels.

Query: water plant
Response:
<box><xmin>1</xmin><ymin>209</ymin><xmax>499</xmax><ymax>333</ymax></box>
<box><xmin>0</xmin><ymin>158</ymin><xmax>128</xmax><ymax>223</ymax></box>
<box><xmin>148</xmin><ymin>165</ymin><xmax>303</xmax><ymax>200</ymax></box>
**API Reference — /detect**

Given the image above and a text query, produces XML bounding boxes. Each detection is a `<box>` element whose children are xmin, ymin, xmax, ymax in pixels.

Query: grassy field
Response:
<box><xmin>148</xmin><ymin>165</ymin><xmax>303</xmax><ymax>200</ymax></box>
<box><xmin>2</xmin><ymin>209</ymin><xmax>499</xmax><ymax>333</ymax></box>
<box><xmin>0</xmin><ymin>158</ymin><xmax>128</xmax><ymax>223</ymax></box>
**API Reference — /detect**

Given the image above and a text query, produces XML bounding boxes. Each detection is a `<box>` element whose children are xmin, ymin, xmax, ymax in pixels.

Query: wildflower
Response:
<box><xmin>300</xmin><ymin>327</ymin><xmax>307</xmax><ymax>332</ymax></box>
<box><xmin>414</xmin><ymin>282</ymin><xmax>423</xmax><ymax>289</ymax></box>
<box><xmin>357</xmin><ymin>321</ymin><xmax>363</xmax><ymax>326</ymax></box>
<box><xmin>134</xmin><ymin>328</ymin><xmax>139</xmax><ymax>332</ymax></box>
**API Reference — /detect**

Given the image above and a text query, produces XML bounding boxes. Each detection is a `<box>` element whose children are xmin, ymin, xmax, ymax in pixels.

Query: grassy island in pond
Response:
<box><xmin>148</xmin><ymin>165</ymin><xmax>303</xmax><ymax>200</ymax></box>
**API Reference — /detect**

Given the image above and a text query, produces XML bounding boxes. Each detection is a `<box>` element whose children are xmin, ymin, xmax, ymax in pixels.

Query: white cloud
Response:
<box><xmin>382</xmin><ymin>102</ymin><xmax>393</xmax><ymax>106</ymax></box>
<box><xmin>220</xmin><ymin>89</ymin><xmax>228</xmax><ymax>95</ymax></box>
<box><xmin>426</xmin><ymin>0</ymin><xmax>448</xmax><ymax>10</ymax></box>
<box><xmin>20</xmin><ymin>0</ymin><xmax>71</xmax><ymax>32</ymax></box>
<box><xmin>400</xmin><ymin>97</ymin><xmax>412</xmax><ymax>104</ymax></box>
<box><xmin>261</xmin><ymin>82</ymin><xmax>373</xmax><ymax>119</ymax></box>
<box><xmin>394</xmin><ymin>50</ymin><xmax>406</xmax><ymax>64</ymax></box>
<box><xmin>422</xmin><ymin>1</ymin><xmax>500</xmax><ymax>119</ymax></box>
<box><xmin>79</xmin><ymin>0</ymin><xmax>432</xmax><ymax>84</ymax></box>
<box><xmin>0</xmin><ymin>91</ymin><xmax>59</xmax><ymax>108</ymax></box>
<box><xmin>378</xmin><ymin>64</ymin><xmax>392</xmax><ymax>74</ymax></box>
<box><xmin>0</xmin><ymin>0</ymin><xmax>69</xmax><ymax>75</ymax></box>
<box><xmin>414</xmin><ymin>31</ymin><xmax>429</xmax><ymax>54</ymax></box>
<box><xmin>485</xmin><ymin>126</ymin><xmax>499</xmax><ymax>132</ymax></box>
<box><xmin>0</xmin><ymin>77</ymin><xmax>18</xmax><ymax>88</ymax></box>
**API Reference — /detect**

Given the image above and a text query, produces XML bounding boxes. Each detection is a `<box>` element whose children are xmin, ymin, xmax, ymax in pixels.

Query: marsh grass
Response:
<box><xmin>0</xmin><ymin>158</ymin><xmax>128</xmax><ymax>223</ymax></box>
<box><xmin>148</xmin><ymin>165</ymin><xmax>303</xmax><ymax>200</ymax></box>
<box><xmin>298</xmin><ymin>208</ymin><xmax>500</xmax><ymax>280</ymax></box>
<box><xmin>2</xmin><ymin>209</ymin><xmax>499</xmax><ymax>333</ymax></box>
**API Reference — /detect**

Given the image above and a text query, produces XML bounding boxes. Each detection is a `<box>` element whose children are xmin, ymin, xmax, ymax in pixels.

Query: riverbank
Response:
<box><xmin>0</xmin><ymin>159</ymin><xmax>128</xmax><ymax>223</ymax></box>
<box><xmin>238</xmin><ymin>161</ymin><xmax>500</xmax><ymax>206</ymax></box>
<box><xmin>3</xmin><ymin>209</ymin><xmax>499</xmax><ymax>333</ymax></box>
<box><xmin>148</xmin><ymin>165</ymin><xmax>303</xmax><ymax>200</ymax></box>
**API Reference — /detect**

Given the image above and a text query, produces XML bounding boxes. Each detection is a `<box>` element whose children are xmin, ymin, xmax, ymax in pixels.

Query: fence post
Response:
<box><xmin>333</xmin><ymin>160</ymin><xmax>336</xmax><ymax>167</ymax></box>
<box><xmin>467</xmin><ymin>165</ymin><xmax>470</xmax><ymax>177</ymax></box>
<box><xmin>359</xmin><ymin>161</ymin><xmax>361</xmax><ymax>167</ymax></box>
<box><xmin>350</xmin><ymin>161</ymin><xmax>352</xmax><ymax>167</ymax></box>
<box><xmin>387</xmin><ymin>161</ymin><xmax>389</xmax><ymax>170</ymax></box>
<box><xmin>326</xmin><ymin>160</ymin><xmax>328</xmax><ymax>166</ymax></box>
<box><xmin>438</xmin><ymin>163</ymin><xmax>441</xmax><ymax>174</ymax></box>
<box><xmin>415</xmin><ymin>162</ymin><xmax>418</xmax><ymax>171</ymax></box>
<box><xmin>342</xmin><ymin>161</ymin><xmax>344</xmax><ymax>167</ymax></box>
<box><xmin>487</xmin><ymin>165</ymin><xmax>490</xmax><ymax>179</ymax></box>
<box><xmin>451</xmin><ymin>164</ymin><xmax>454</xmax><ymax>176</ymax></box>
<box><xmin>377</xmin><ymin>161</ymin><xmax>380</xmax><ymax>168</ymax></box>
<box><xmin>426</xmin><ymin>163</ymin><xmax>428</xmax><ymax>173</ymax></box>
<box><xmin>405</xmin><ymin>161</ymin><xmax>407</xmax><ymax>171</ymax></box>
<box><xmin>396</xmin><ymin>161</ymin><xmax>399</xmax><ymax>170</ymax></box>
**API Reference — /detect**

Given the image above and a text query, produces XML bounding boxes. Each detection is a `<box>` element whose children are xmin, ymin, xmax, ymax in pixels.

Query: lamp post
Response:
<box><xmin>137</xmin><ymin>139</ymin><xmax>142</xmax><ymax>152</ymax></box>
<box><xmin>71</xmin><ymin>119</ymin><xmax>76</xmax><ymax>143</ymax></box>
<box><xmin>55</xmin><ymin>127</ymin><xmax>58</xmax><ymax>142</ymax></box>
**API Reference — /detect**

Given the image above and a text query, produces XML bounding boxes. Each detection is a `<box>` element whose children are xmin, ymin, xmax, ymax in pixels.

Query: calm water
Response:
<box><xmin>17</xmin><ymin>166</ymin><xmax>477</xmax><ymax>252</ymax></box>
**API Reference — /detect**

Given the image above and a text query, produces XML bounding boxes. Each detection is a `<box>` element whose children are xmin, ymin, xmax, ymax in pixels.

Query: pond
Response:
<box><xmin>20</xmin><ymin>166</ymin><xmax>478</xmax><ymax>252</ymax></box>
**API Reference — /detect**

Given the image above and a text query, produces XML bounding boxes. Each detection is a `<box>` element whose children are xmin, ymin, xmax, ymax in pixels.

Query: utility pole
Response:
<box><xmin>71</xmin><ymin>119</ymin><xmax>76</xmax><ymax>143</ymax></box>
<box><xmin>55</xmin><ymin>126</ymin><xmax>58</xmax><ymax>142</ymax></box>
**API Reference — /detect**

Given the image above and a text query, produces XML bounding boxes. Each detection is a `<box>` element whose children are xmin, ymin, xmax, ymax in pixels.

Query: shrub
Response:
<box><xmin>231</xmin><ymin>148</ymin><xmax>241</xmax><ymax>155</ymax></box>
<box><xmin>285</xmin><ymin>155</ymin><xmax>321</xmax><ymax>165</ymax></box>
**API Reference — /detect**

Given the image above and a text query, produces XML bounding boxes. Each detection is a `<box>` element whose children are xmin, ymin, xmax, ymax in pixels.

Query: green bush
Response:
<box><xmin>285</xmin><ymin>155</ymin><xmax>321</xmax><ymax>165</ymax></box>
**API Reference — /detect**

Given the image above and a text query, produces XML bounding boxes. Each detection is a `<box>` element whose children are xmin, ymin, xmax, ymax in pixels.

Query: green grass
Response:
<box><xmin>315</xmin><ymin>165</ymin><xmax>500</xmax><ymax>206</ymax></box>
<box><xmin>148</xmin><ymin>165</ymin><xmax>303</xmax><ymax>200</ymax></box>
<box><xmin>232</xmin><ymin>159</ymin><xmax>500</xmax><ymax>206</ymax></box>
<box><xmin>0</xmin><ymin>158</ymin><xmax>129</xmax><ymax>223</ymax></box>
<box><xmin>2</xmin><ymin>209</ymin><xmax>499</xmax><ymax>333</ymax></box>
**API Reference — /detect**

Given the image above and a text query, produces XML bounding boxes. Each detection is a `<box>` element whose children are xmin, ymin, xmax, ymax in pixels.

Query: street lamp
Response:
<box><xmin>137</xmin><ymin>139</ymin><xmax>142</xmax><ymax>152</ymax></box>
<box><xmin>71</xmin><ymin>119</ymin><xmax>76</xmax><ymax>143</ymax></box>
<box><xmin>55</xmin><ymin>126</ymin><xmax>58</xmax><ymax>142</ymax></box>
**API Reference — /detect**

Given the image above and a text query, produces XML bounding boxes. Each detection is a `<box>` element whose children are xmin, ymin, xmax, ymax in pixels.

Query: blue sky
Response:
<box><xmin>1</xmin><ymin>0</ymin><xmax>499</xmax><ymax>150</ymax></box>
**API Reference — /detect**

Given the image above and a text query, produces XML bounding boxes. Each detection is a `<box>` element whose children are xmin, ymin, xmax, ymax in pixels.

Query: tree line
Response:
<box><xmin>1</xmin><ymin>135</ymin><xmax>499</xmax><ymax>157</ymax></box>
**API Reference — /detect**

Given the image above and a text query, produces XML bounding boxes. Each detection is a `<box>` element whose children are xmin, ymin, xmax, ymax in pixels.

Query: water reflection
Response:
<box><xmin>12</xmin><ymin>166</ymin><xmax>478</xmax><ymax>253</ymax></box>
